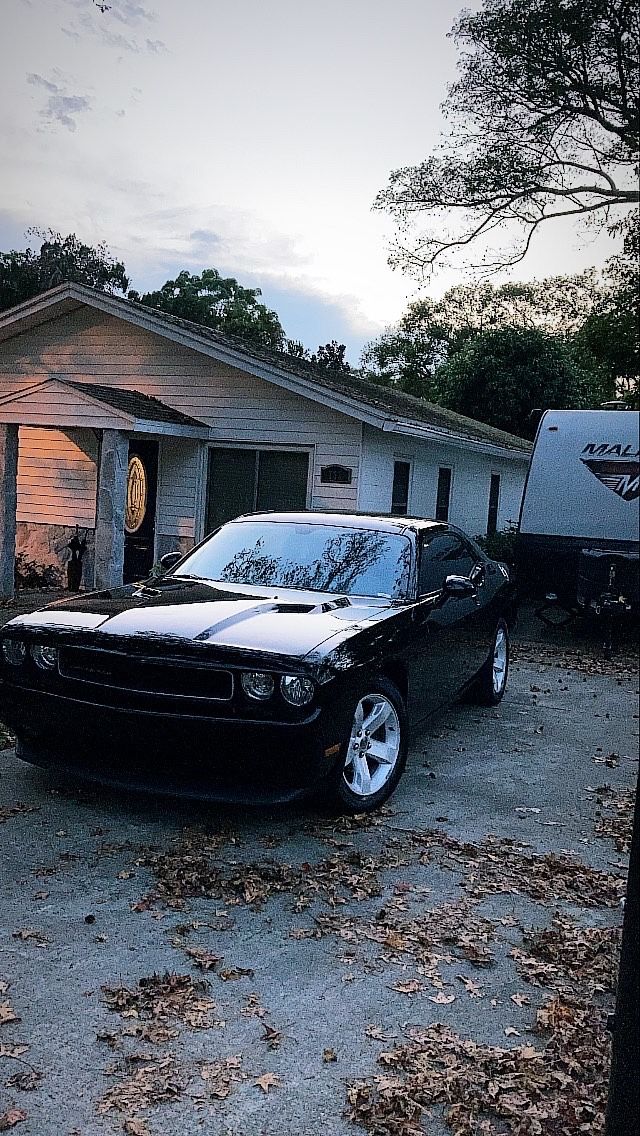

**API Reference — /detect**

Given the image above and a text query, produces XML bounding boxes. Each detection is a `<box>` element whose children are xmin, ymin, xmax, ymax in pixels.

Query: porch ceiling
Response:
<box><xmin>0</xmin><ymin>378</ymin><xmax>210</xmax><ymax>439</ymax></box>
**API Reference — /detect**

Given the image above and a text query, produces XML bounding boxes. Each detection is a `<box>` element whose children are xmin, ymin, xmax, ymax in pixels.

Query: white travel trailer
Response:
<box><xmin>518</xmin><ymin>409</ymin><xmax>639</xmax><ymax>627</ymax></box>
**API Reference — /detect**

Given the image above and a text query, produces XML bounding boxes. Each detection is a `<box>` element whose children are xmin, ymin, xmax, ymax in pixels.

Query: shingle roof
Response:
<box><xmin>0</xmin><ymin>283</ymin><xmax>532</xmax><ymax>453</ymax></box>
<box><xmin>66</xmin><ymin>381</ymin><xmax>205</xmax><ymax>428</ymax></box>
<box><xmin>117</xmin><ymin>294</ymin><xmax>532</xmax><ymax>453</ymax></box>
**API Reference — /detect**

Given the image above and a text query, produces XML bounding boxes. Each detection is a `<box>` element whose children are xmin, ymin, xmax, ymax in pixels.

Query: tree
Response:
<box><xmin>133</xmin><ymin>269</ymin><xmax>286</xmax><ymax>351</ymax></box>
<box><xmin>574</xmin><ymin>216</ymin><xmax>639</xmax><ymax>403</ymax></box>
<box><xmin>435</xmin><ymin>325</ymin><xmax>604</xmax><ymax>436</ymax></box>
<box><xmin>376</xmin><ymin>0</ymin><xmax>639</xmax><ymax>275</ymax></box>
<box><xmin>0</xmin><ymin>229</ymin><xmax>128</xmax><ymax>312</ymax></box>
<box><xmin>361</xmin><ymin>272</ymin><xmax>603</xmax><ymax>396</ymax></box>
<box><xmin>285</xmin><ymin>338</ymin><xmax>351</xmax><ymax>372</ymax></box>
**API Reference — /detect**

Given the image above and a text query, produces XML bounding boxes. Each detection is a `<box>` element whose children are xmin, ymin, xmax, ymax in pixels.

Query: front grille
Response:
<box><xmin>58</xmin><ymin>645</ymin><xmax>234</xmax><ymax>702</ymax></box>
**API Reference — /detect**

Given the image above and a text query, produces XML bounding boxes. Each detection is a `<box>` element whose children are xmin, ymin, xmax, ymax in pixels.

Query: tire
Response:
<box><xmin>471</xmin><ymin>618</ymin><xmax>510</xmax><ymax>706</ymax></box>
<box><xmin>329</xmin><ymin>677</ymin><xmax>408</xmax><ymax>813</ymax></box>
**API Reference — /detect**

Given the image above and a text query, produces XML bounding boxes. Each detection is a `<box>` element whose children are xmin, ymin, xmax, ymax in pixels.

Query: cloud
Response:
<box><xmin>27</xmin><ymin>72</ymin><xmax>91</xmax><ymax>132</ymax></box>
<box><xmin>27</xmin><ymin>73</ymin><xmax>59</xmax><ymax>94</ymax></box>
<box><xmin>61</xmin><ymin>0</ymin><xmax>165</xmax><ymax>54</ymax></box>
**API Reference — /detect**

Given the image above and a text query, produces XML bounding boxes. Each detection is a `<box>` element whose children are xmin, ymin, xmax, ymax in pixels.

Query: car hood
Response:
<box><xmin>6</xmin><ymin>577</ymin><xmax>396</xmax><ymax>660</ymax></box>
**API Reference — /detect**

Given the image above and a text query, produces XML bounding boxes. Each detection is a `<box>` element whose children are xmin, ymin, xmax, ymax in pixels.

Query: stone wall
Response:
<box><xmin>16</xmin><ymin>522</ymin><xmax>95</xmax><ymax>590</ymax></box>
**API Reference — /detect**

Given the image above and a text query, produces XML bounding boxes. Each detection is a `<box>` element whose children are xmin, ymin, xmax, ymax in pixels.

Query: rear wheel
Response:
<box><xmin>471</xmin><ymin>619</ymin><xmax>509</xmax><ymax>706</ymax></box>
<box><xmin>330</xmin><ymin>678</ymin><xmax>408</xmax><ymax>813</ymax></box>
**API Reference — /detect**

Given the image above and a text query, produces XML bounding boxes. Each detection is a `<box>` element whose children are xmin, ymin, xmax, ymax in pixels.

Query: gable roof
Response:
<box><xmin>65</xmin><ymin>382</ymin><xmax>204</xmax><ymax>428</ymax></box>
<box><xmin>0</xmin><ymin>283</ymin><xmax>532</xmax><ymax>459</ymax></box>
<box><xmin>0</xmin><ymin>378</ymin><xmax>210</xmax><ymax>438</ymax></box>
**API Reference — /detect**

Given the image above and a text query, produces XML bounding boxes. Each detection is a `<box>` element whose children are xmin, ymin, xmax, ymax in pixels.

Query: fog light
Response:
<box><xmin>241</xmin><ymin>671</ymin><xmax>275</xmax><ymax>700</ymax></box>
<box><xmin>1</xmin><ymin>639</ymin><xmax>26</xmax><ymax>666</ymax></box>
<box><xmin>281</xmin><ymin>674</ymin><xmax>314</xmax><ymax>707</ymax></box>
<box><xmin>31</xmin><ymin>644</ymin><xmax>58</xmax><ymax>671</ymax></box>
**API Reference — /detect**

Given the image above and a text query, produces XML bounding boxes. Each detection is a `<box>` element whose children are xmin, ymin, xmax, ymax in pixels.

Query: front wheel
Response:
<box><xmin>329</xmin><ymin>678</ymin><xmax>408</xmax><ymax>813</ymax></box>
<box><xmin>471</xmin><ymin>618</ymin><xmax>510</xmax><ymax>706</ymax></box>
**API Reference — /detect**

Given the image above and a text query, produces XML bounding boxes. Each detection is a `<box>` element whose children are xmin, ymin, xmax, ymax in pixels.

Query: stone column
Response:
<box><xmin>0</xmin><ymin>424</ymin><xmax>18</xmax><ymax>599</ymax></box>
<box><xmin>94</xmin><ymin>430</ymin><xmax>129</xmax><ymax>591</ymax></box>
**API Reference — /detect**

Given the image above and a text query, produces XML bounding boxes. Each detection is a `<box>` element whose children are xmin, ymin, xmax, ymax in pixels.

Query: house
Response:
<box><xmin>0</xmin><ymin>284</ymin><xmax>532</xmax><ymax>596</ymax></box>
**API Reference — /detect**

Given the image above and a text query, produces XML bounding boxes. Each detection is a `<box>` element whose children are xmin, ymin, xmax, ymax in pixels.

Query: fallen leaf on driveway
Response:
<box><xmin>11</xmin><ymin>929</ymin><xmax>50</xmax><ymax>946</ymax></box>
<box><xmin>0</xmin><ymin>1002</ymin><xmax>20</xmax><ymax>1026</ymax></box>
<box><xmin>457</xmin><ymin>976</ymin><xmax>484</xmax><ymax>997</ymax></box>
<box><xmin>181</xmin><ymin>946</ymin><xmax>222</xmax><ymax>971</ymax></box>
<box><xmin>218</xmin><ymin>967</ymin><xmax>255</xmax><ymax>981</ymax></box>
<box><xmin>6</xmin><ymin>1069</ymin><xmax>42</xmax><ymax>1091</ymax></box>
<box><xmin>254</xmin><ymin>1072</ymin><xmax>281</xmax><ymax>1093</ymax></box>
<box><xmin>428</xmin><ymin>992</ymin><xmax>456</xmax><ymax>1005</ymax></box>
<box><xmin>0</xmin><ymin>1111</ymin><xmax>27</xmax><ymax>1132</ymax></box>
<box><xmin>323</xmin><ymin>1048</ymin><xmax>338</xmax><ymax>1062</ymax></box>
<box><xmin>511</xmin><ymin>992</ymin><xmax>531</xmax><ymax>1006</ymax></box>
<box><xmin>123</xmin><ymin>1118</ymin><xmax>152</xmax><ymax>1135</ymax></box>
<box><xmin>261</xmin><ymin>1022</ymin><xmax>282</xmax><ymax>1049</ymax></box>
<box><xmin>0</xmin><ymin>1045</ymin><xmax>29</xmax><ymax>1058</ymax></box>
<box><xmin>390</xmin><ymin>980</ymin><xmax>423</xmax><ymax>995</ymax></box>
<box><xmin>504</xmin><ymin>1027</ymin><xmax>520</xmax><ymax>1036</ymax></box>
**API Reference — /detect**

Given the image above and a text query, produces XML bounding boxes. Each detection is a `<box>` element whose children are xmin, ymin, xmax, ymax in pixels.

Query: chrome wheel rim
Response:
<box><xmin>492</xmin><ymin>627</ymin><xmax>508</xmax><ymax>696</ymax></box>
<box><xmin>343</xmin><ymin>694</ymin><xmax>401</xmax><ymax>798</ymax></box>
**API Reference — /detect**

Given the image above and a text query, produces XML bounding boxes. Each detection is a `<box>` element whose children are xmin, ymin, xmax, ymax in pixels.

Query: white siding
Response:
<box><xmin>17</xmin><ymin>426</ymin><xmax>97</xmax><ymax>527</ymax></box>
<box><xmin>0</xmin><ymin>308</ymin><xmax>363</xmax><ymax>526</ymax></box>
<box><xmin>359</xmin><ymin>425</ymin><xmax>527</xmax><ymax>536</ymax></box>
<box><xmin>157</xmin><ymin>438</ymin><xmax>201</xmax><ymax>540</ymax></box>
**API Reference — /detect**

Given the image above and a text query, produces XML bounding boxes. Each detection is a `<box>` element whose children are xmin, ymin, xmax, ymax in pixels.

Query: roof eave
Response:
<box><xmin>382</xmin><ymin>418</ymin><xmax>531</xmax><ymax>460</ymax></box>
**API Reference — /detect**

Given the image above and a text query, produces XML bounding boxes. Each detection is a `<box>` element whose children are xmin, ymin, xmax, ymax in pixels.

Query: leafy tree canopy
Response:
<box><xmin>285</xmin><ymin>338</ymin><xmax>351</xmax><ymax>372</ymax></box>
<box><xmin>574</xmin><ymin>215</ymin><xmax>639</xmax><ymax>404</ymax></box>
<box><xmin>376</xmin><ymin>0</ymin><xmax>639</xmax><ymax>275</ymax></box>
<box><xmin>132</xmin><ymin>269</ymin><xmax>286</xmax><ymax>352</ymax></box>
<box><xmin>436</xmin><ymin>325</ymin><xmax>605</xmax><ymax>437</ymax></box>
<box><xmin>361</xmin><ymin>271</ymin><xmax>604</xmax><ymax>398</ymax></box>
<box><xmin>0</xmin><ymin>229</ymin><xmax>128</xmax><ymax>312</ymax></box>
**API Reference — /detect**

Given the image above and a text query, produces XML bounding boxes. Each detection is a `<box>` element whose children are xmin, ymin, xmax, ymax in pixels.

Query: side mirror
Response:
<box><xmin>442</xmin><ymin>574</ymin><xmax>476</xmax><ymax>599</ymax></box>
<box><xmin>159</xmin><ymin>551</ymin><xmax>182</xmax><ymax>573</ymax></box>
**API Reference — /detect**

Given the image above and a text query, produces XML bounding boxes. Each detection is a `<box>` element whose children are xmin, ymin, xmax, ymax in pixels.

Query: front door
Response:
<box><xmin>123</xmin><ymin>440</ymin><xmax>159</xmax><ymax>583</ymax></box>
<box><xmin>205</xmin><ymin>447</ymin><xmax>309</xmax><ymax>534</ymax></box>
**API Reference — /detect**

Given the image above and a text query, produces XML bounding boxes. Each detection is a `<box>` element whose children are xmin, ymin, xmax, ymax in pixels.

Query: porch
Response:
<box><xmin>0</xmin><ymin>379</ymin><xmax>209</xmax><ymax>598</ymax></box>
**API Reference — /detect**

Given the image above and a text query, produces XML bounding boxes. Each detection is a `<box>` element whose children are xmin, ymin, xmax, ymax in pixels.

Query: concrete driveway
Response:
<box><xmin>0</xmin><ymin>613</ymin><xmax>637</xmax><ymax>1136</ymax></box>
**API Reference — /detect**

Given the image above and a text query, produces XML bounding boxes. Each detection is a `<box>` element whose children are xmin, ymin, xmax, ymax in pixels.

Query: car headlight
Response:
<box><xmin>1</xmin><ymin>638</ymin><xmax>27</xmax><ymax>666</ymax></box>
<box><xmin>241</xmin><ymin>671</ymin><xmax>275</xmax><ymax>700</ymax></box>
<box><xmin>280</xmin><ymin>674</ymin><xmax>315</xmax><ymax>707</ymax></box>
<box><xmin>31</xmin><ymin>644</ymin><xmax>58</xmax><ymax>671</ymax></box>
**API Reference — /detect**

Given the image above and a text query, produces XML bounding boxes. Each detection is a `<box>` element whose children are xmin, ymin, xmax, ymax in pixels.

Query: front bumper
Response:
<box><xmin>0</xmin><ymin>683</ymin><xmax>340</xmax><ymax>804</ymax></box>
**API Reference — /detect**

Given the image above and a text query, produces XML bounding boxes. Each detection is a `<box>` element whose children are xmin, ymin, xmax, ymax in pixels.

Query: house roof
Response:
<box><xmin>65</xmin><ymin>382</ymin><xmax>204</xmax><ymax>428</ymax></box>
<box><xmin>0</xmin><ymin>378</ymin><xmax>210</xmax><ymax>439</ymax></box>
<box><xmin>0</xmin><ymin>284</ymin><xmax>532</xmax><ymax>458</ymax></box>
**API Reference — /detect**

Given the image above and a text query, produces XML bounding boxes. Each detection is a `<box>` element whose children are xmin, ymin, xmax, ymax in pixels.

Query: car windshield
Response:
<box><xmin>175</xmin><ymin>521</ymin><xmax>413</xmax><ymax>599</ymax></box>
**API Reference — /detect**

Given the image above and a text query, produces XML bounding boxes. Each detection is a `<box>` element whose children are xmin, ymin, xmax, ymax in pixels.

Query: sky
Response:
<box><xmin>1</xmin><ymin>0</ymin><xmax>620</xmax><ymax>361</ymax></box>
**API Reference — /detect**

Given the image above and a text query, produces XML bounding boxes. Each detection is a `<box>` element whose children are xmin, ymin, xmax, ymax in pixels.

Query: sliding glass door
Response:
<box><xmin>205</xmin><ymin>447</ymin><xmax>309</xmax><ymax>534</ymax></box>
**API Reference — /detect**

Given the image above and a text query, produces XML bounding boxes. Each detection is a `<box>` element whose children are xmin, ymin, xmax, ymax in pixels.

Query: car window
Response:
<box><xmin>176</xmin><ymin>521</ymin><xmax>413</xmax><ymax>599</ymax></box>
<box><xmin>419</xmin><ymin>532</ymin><xmax>477</xmax><ymax>594</ymax></box>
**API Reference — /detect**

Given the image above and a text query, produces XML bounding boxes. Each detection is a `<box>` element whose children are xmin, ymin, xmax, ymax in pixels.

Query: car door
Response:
<box><xmin>407</xmin><ymin>530</ymin><xmax>483</xmax><ymax>720</ymax></box>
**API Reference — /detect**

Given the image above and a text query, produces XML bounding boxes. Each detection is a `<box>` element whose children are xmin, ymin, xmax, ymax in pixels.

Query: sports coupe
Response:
<box><xmin>0</xmin><ymin>512</ymin><xmax>515</xmax><ymax>810</ymax></box>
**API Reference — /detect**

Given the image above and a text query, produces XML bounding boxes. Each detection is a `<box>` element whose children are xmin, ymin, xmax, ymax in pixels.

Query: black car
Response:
<box><xmin>0</xmin><ymin>512</ymin><xmax>515</xmax><ymax>811</ymax></box>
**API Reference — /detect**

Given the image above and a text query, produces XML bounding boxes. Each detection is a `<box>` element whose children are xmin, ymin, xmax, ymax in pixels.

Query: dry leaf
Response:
<box><xmin>0</xmin><ymin>1045</ymin><xmax>29</xmax><ymax>1058</ymax></box>
<box><xmin>510</xmin><ymin>992</ymin><xmax>531</xmax><ymax>1006</ymax></box>
<box><xmin>504</xmin><ymin>1026</ymin><xmax>520</xmax><ymax>1037</ymax></box>
<box><xmin>323</xmin><ymin>1048</ymin><xmax>338</xmax><ymax>1062</ymax></box>
<box><xmin>253</xmin><ymin>1072</ymin><xmax>281</xmax><ymax>1093</ymax></box>
<box><xmin>391</xmin><ymin>980</ymin><xmax>423</xmax><ymax>996</ymax></box>
<box><xmin>428</xmin><ymin>992</ymin><xmax>456</xmax><ymax>1005</ymax></box>
<box><xmin>0</xmin><ymin>1112</ymin><xmax>27</xmax><ymax>1133</ymax></box>
<box><xmin>123</xmin><ymin>1118</ymin><xmax>152</xmax><ymax>1135</ymax></box>
<box><xmin>0</xmin><ymin>1002</ymin><xmax>20</xmax><ymax>1027</ymax></box>
<box><xmin>11</xmin><ymin>929</ymin><xmax>49</xmax><ymax>946</ymax></box>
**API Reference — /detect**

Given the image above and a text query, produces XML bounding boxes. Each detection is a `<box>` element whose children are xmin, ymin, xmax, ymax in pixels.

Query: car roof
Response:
<box><xmin>228</xmin><ymin>510</ymin><xmax>447</xmax><ymax>536</ymax></box>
